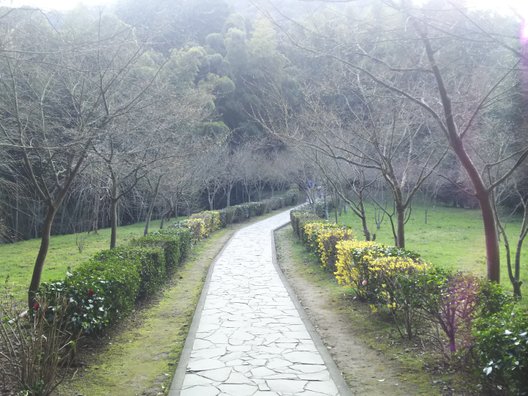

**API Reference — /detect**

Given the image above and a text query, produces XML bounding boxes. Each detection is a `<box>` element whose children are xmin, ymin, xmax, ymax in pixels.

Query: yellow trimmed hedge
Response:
<box><xmin>303</xmin><ymin>222</ymin><xmax>354</xmax><ymax>271</ymax></box>
<box><xmin>334</xmin><ymin>239</ymin><xmax>424</xmax><ymax>301</ymax></box>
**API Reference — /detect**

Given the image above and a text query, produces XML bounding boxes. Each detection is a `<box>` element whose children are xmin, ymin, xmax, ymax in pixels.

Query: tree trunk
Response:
<box><xmin>208</xmin><ymin>192</ymin><xmax>214</xmax><ymax>210</ymax></box>
<box><xmin>453</xmin><ymin>136</ymin><xmax>500</xmax><ymax>282</ymax></box>
<box><xmin>92</xmin><ymin>194</ymin><xmax>100</xmax><ymax>234</ymax></box>
<box><xmin>361</xmin><ymin>215</ymin><xmax>371</xmax><ymax>241</ymax></box>
<box><xmin>109</xmin><ymin>169</ymin><xmax>119</xmax><ymax>249</ymax></box>
<box><xmin>421</xmin><ymin>29</ymin><xmax>500</xmax><ymax>282</ymax></box>
<box><xmin>144</xmin><ymin>176</ymin><xmax>162</xmax><ymax>236</ymax></box>
<box><xmin>226</xmin><ymin>184</ymin><xmax>233</xmax><ymax>207</ymax></box>
<box><xmin>28</xmin><ymin>205</ymin><xmax>56</xmax><ymax>308</ymax></box>
<box><xmin>358</xmin><ymin>193</ymin><xmax>371</xmax><ymax>241</ymax></box>
<box><xmin>513</xmin><ymin>238</ymin><xmax>524</xmax><ymax>298</ymax></box>
<box><xmin>110</xmin><ymin>198</ymin><xmax>118</xmax><ymax>249</ymax></box>
<box><xmin>15</xmin><ymin>184</ymin><xmax>19</xmax><ymax>238</ymax></box>
<box><xmin>396</xmin><ymin>204</ymin><xmax>405</xmax><ymax>249</ymax></box>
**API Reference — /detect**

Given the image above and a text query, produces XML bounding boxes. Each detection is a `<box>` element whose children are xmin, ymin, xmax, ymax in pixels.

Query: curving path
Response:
<box><xmin>169</xmin><ymin>209</ymin><xmax>351</xmax><ymax>396</ymax></box>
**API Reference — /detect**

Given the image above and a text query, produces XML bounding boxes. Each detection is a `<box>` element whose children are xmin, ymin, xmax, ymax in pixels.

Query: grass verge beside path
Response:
<box><xmin>275</xmin><ymin>226</ymin><xmax>479</xmax><ymax>395</ymax></box>
<box><xmin>0</xmin><ymin>220</ymin><xmax>162</xmax><ymax>302</ymax></box>
<box><xmin>56</xmin><ymin>225</ymin><xmax>234</xmax><ymax>396</ymax></box>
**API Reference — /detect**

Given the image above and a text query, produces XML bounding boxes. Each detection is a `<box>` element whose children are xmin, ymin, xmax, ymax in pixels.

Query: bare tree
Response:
<box><xmin>493</xmin><ymin>181</ymin><xmax>528</xmax><ymax>298</ymax></box>
<box><xmin>0</xmin><ymin>9</ymin><xmax>162</xmax><ymax>306</ymax></box>
<box><xmin>260</xmin><ymin>0</ymin><xmax>527</xmax><ymax>281</ymax></box>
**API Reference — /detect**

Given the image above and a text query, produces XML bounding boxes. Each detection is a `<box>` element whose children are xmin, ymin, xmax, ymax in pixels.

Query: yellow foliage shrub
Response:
<box><xmin>184</xmin><ymin>218</ymin><xmax>209</xmax><ymax>242</ymax></box>
<box><xmin>334</xmin><ymin>240</ymin><xmax>378</xmax><ymax>287</ymax></box>
<box><xmin>301</xmin><ymin>222</ymin><xmax>354</xmax><ymax>271</ymax></box>
<box><xmin>190</xmin><ymin>211</ymin><xmax>222</xmax><ymax>236</ymax></box>
<box><xmin>316</xmin><ymin>226</ymin><xmax>354</xmax><ymax>271</ymax></box>
<box><xmin>334</xmin><ymin>240</ymin><xmax>423</xmax><ymax>302</ymax></box>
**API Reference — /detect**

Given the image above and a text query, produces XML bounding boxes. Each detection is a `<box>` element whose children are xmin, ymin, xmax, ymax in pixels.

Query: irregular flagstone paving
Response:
<box><xmin>171</xmin><ymin>210</ymin><xmax>347</xmax><ymax>396</ymax></box>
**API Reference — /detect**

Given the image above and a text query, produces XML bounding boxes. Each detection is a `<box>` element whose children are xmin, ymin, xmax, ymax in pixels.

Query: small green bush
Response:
<box><xmin>218</xmin><ymin>207</ymin><xmax>236</xmax><ymax>226</ymax></box>
<box><xmin>250</xmin><ymin>202</ymin><xmax>267</xmax><ymax>217</ymax></box>
<box><xmin>159</xmin><ymin>227</ymin><xmax>191</xmax><ymax>262</ymax></box>
<box><xmin>283</xmin><ymin>188</ymin><xmax>301</xmax><ymax>206</ymax></box>
<box><xmin>477</xmin><ymin>279</ymin><xmax>513</xmax><ymax>317</ymax></box>
<box><xmin>41</xmin><ymin>247</ymin><xmax>142</xmax><ymax>334</ymax></box>
<box><xmin>473</xmin><ymin>304</ymin><xmax>528</xmax><ymax>394</ymax></box>
<box><xmin>263</xmin><ymin>196</ymin><xmax>284</xmax><ymax>211</ymax></box>
<box><xmin>234</xmin><ymin>204</ymin><xmax>250</xmax><ymax>222</ymax></box>
<box><xmin>179</xmin><ymin>218</ymin><xmax>208</xmax><ymax>242</ymax></box>
<box><xmin>128</xmin><ymin>247</ymin><xmax>165</xmax><ymax>300</ymax></box>
<box><xmin>132</xmin><ymin>233</ymin><xmax>181</xmax><ymax>270</ymax></box>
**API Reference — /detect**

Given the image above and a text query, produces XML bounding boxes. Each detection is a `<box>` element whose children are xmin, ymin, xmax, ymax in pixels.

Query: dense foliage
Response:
<box><xmin>291</xmin><ymin>207</ymin><xmax>528</xmax><ymax>392</ymax></box>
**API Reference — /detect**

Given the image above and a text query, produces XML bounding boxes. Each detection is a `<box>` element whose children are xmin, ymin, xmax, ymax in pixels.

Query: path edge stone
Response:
<box><xmin>168</xmin><ymin>229</ymin><xmax>240</xmax><ymax>396</ymax></box>
<box><xmin>271</xmin><ymin>223</ymin><xmax>354</xmax><ymax>396</ymax></box>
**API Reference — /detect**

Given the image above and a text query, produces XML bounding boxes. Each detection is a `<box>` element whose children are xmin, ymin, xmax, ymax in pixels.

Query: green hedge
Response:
<box><xmin>218</xmin><ymin>188</ymin><xmax>302</xmax><ymax>226</ymax></box>
<box><xmin>41</xmin><ymin>247</ymin><xmax>142</xmax><ymax>334</ymax></box>
<box><xmin>473</xmin><ymin>304</ymin><xmax>528</xmax><ymax>394</ymax></box>
<box><xmin>158</xmin><ymin>227</ymin><xmax>191</xmax><ymax>262</ymax></box>
<box><xmin>132</xmin><ymin>233</ymin><xmax>181</xmax><ymax>270</ymax></box>
<box><xmin>39</xmin><ymin>189</ymin><xmax>301</xmax><ymax>336</ymax></box>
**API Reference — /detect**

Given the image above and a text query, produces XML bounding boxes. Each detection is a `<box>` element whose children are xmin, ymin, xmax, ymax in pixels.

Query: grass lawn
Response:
<box><xmin>337</xmin><ymin>203</ymin><xmax>528</xmax><ymax>301</ymax></box>
<box><xmin>0</xmin><ymin>220</ymin><xmax>162</xmax><ymax>302</ymax></box>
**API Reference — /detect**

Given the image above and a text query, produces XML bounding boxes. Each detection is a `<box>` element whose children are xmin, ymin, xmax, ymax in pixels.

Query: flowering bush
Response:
<box><xmin>290</xmin><ymin>210</ymin><xmax>320</xmax><ymax>239</ymax></box>
<box><xmin>301</xmin><ymin>222</ymin><xmax>354</xmax><ymax>271</ymax></box>
<box><xmin>302</xmin><ymin>222</ymin><xmax>328</xmax><ymax>253</ymax></box>
<box><xmin>368</xmin><ymin>256</ymin><xmax>429</xmax><ymax>339</ymax></box>
<box><xmin>335</xmin><ymin>240</ymin><xmax>420</xmax><ymax>301</ymax></box>
<box><xmin>190</xmin><ymin>211</ymin><xmax>222</xmax><ymax>234</ymax></box>
<box><xmin>181</xmin><ymin>218</ymin><xmax>208</xmax><ymax>242</ymax></box>
<box><xmin>334</xmin><ymin>240</ymin><xmax>377</xmax><ymax>291</ymax></box>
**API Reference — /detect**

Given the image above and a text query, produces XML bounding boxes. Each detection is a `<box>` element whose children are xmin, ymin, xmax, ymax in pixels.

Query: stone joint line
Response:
<box><xmin>176</xmin><ymin>210</ymin><xmax>342</xmax><ymax>396</ymax></box>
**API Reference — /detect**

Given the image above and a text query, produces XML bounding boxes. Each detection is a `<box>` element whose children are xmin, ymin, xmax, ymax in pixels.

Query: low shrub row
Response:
<box><xmin>290</xmin><ymin>208</ymin><xmax>528</xmax><ymax>394</ymax></box>
<box><xmin>218</xmin><ymin>190</ymin><xmax>302</xmax><ymax>226</ymax></box>
<box><xmin>39</xmin><ymin>189</ymin><xmax>301</xmax><ymax>335</ymax></box>
<box><xmin>40</xmin><ymin>228</ymin><xmax>191</xmax><ymax>334</ymax></box>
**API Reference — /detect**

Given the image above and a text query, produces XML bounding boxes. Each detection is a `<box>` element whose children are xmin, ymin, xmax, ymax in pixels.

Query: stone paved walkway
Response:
<box><xmin>170</xmin><ymin>210</ymin><xmax>350</xmax><ymax>396</ymax></box>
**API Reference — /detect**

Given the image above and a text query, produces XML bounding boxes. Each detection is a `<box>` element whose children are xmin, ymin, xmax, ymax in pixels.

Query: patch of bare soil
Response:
<box><xmin>274</xmin><ymin>226</ymin><xmax>440</xmax><ymax>396</ymax></box>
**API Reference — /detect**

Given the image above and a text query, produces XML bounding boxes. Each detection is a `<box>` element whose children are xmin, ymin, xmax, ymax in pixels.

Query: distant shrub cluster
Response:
<box><xmin>290</xmin><ymin>207</ymin><xmax>528</xmax><ymax>395</ymax></box>
<box><xmin>218</xmin><ymin>191</ymin><xmax>301</xmax><ymax>227</ymax></box>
